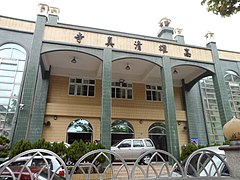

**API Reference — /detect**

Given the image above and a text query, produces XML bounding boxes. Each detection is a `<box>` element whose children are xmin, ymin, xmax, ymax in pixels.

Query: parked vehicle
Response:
<box><xmin>173</xmin><ymin>145</ymin><xmax>230</xmax><ymax>177</ymax></box>
<box><xmin>0</xmin><ymin>155</ymin><xmax>65</xmax><ymax>176</ymax></box>
<box><xmin>36</xmin><ymin>168</ymin><xmax>66</xmax><ymax>180</ymax></box>
<box><xmin>0</xmin><ymin>166</ymin><xmax>66</xmax><ymax>180</ymax></box>
<box><xmin>111</xmin><ymin>138</ymin><xmax>156</xmax><ymax>164</ymax></box>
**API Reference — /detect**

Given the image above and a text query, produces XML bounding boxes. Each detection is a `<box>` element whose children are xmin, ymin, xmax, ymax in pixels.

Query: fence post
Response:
<box><xmin>220</xmin><ymin>116</ymin><xmax>240</xmax><ymax>178</ymax></box>
<box><xmin>219</xmin><ymin>146</ymin><xmax>240</xmax><ymax>178</ymax></box>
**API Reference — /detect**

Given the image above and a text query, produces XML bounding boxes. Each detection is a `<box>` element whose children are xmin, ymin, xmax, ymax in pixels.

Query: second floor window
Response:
<box><xmin>68</xmin><ymin>78</ymin><xmax>95</xmax><ymax>97</ymax></box>
<box><xmin>112</xmin><ymin>81</ymin><xmax>133</xmax><ymax>99</ymax></box>
<box><xmin>146</xmin><ymin>85</ymin><xmax>162</xmax><ymax>101</ymax></box>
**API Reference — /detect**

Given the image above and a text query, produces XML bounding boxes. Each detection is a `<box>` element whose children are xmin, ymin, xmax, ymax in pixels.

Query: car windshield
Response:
<box><xmin>112</xmin><ymin>141</ymin><xmax>120</xmax><ymax>147</ymax></box>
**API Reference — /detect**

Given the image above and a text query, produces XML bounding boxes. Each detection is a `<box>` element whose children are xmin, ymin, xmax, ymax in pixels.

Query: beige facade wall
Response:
<box><xmin>218</xmin><ymin>50</ymin><xmax>240</xmax><ymax>61</ymax></box>
<box><xmin>43</xmin><ymin>75</ymin><xmax>188</xmax><ymax>146</ymax></box>
<box><xmin>0</xmin><ymin>16</ymin><xmax>35</xmax><ymax>32</ymax></box>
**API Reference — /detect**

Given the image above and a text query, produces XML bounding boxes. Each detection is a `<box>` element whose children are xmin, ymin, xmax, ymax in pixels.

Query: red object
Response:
<box><xmin>1</xmin><ymin>166</ymin><xmax>42</xmax><ymax>180</ymax></box>
<box><xmin>58</xmin><ymin>170</ymin><xmax>65</xmax><ymax>176</ymax></box>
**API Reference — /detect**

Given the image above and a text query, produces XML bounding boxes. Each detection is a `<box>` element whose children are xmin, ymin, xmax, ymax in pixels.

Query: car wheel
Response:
<box><xmin>142</xmin><ymin>154</ymin><xmax>151</xmax><ymax>165</ymax></box>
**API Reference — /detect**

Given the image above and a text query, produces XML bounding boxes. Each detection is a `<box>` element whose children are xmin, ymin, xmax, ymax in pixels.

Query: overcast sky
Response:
<box><xmin>1</xmin><ymin>0</ymin><xmax>240</xmax><ymax>52</ymax></box>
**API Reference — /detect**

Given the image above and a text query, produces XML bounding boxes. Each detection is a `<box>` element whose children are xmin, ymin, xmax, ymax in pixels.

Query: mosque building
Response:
<box><xmin>0</xmin><ymin>4</ymin><xmax>240</xmax><ymax>159</ymax></box>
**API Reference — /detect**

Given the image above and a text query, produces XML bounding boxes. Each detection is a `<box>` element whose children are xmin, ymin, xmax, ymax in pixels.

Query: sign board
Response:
<box><xmin>191</xmin><ymin>138</ymin><xmax>200</xmax><ymax>145</ymax></box>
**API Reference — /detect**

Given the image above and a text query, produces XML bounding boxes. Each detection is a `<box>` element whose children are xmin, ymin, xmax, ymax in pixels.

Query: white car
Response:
<box><xmin>111</xmin><ymin>138</ymin><xmax>156</xmax><ymax>164</ymax></box>
<box><xmin>174</xmin><ymin>145</ymin><xmax>230</xmax><ymax>177</ymax></box>
<box><xmin>1</xmin><ymin>155</ymin><xmax>65</xmax><ymax>176</ymax></box>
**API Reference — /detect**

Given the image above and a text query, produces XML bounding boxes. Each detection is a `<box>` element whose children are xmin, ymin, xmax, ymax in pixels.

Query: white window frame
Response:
<box><xmin>111</xmin><ymin>81</ymin><xmax>133</xmax><ymax>99</ymax></box>
<box><xmin>145</xmin><ymin>84</ymin><xmax>162</xmax><ymax>102</ymax></box>
<box><xmin>68</xmin><ymin>77</ymin><xmax>95</xmax><ymax>97</ymax></box>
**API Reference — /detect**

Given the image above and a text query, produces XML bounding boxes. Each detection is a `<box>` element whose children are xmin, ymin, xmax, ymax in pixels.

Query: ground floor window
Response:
<box><xmin>67</xmin><ymin>119</ymin><xmax>93</xmax><ymax>144</ymax></box>
<box><xmin>111</xmin><ymin>120</ymin><xmax>134</xmax><ymax>145</ymax></box>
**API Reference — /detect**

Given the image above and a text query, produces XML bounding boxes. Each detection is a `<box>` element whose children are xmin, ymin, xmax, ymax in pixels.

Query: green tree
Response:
<box><xmin>180</xmin><ymin>143</ymin><xmax>205</xmax><ymax>161</ymax></box>
<box><xmin>201</xmin><ymin>0</ymin><xmax>240</xmax><ymax>17</ymax></box>
<box><xmin>32</xmin><ymin>138</ymin><xmax>52</xmax><ymax>150</ymax></box>
<box><xmin>65</xmin><ymin>140</ymin><xmax>87</xmax><ymax>164</ymax></box>
<box><xmin>8</xmin><ymin>139</ymin><xmax>32</xmax><ymax>158</ymax></box>
<box><xmin>0</xmin><ymin>135</ymin><xmax>10</xmax><ymax>160</ymax></box>
<box><xmin>85</xmin><ymin>141</ymin><xmax>105</xmax><ymax>164</ymax></box>
<box><xmin>50</xmin><ymin>142</ymin><xmax>68</xmax><ymax>160</ymax></box>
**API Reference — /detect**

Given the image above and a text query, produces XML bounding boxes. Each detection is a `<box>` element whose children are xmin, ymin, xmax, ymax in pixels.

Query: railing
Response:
<box><xmin>0</xmin><ymin>148</ymin><xmax>236</xmax><ymax>179</ymax></box>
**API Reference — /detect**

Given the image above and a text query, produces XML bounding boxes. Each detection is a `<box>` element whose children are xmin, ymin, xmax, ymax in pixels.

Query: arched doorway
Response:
<box><xmin>148</xmin><ymin>122</ymin><xmax>167</xmax><ymax>151</ymax></box>
<box><xmin>67</xmin><ymin>119</ymin><xmax>93</xmax><ymax>144</ymax></box>
<box><xmin>0</xmin><ymin>43</ymin><xmax>27</xmax><ymax>138</ymax></box>
<box><xmin>111</xmin><ymin>120</ymin><xmax>134</xmax><ymax>145</ymax></box>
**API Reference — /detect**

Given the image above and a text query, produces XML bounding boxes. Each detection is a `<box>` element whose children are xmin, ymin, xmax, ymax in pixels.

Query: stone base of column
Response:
<box><xmin>219</xmin><ymin>143</ymin><xmax>240</xmax><ymax>178</ymax></box>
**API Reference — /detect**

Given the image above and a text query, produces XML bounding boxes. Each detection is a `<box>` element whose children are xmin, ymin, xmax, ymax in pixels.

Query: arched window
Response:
<box><xmin>0</xmin><ymin>43</ymin><xmax>27</xmax><ymax>138</ymax></box>
<box><xmin>111</xmin><ymin>120</ymin><xmax>134</xmax><ymax>145</ymax></box>
<box><xmin>148</xmin><ymin>122</ymin><xmax>167</xmax><ymax>151</ymax></box>
<box><xmin>149</xmin><ymin>122</ymin><xmax>166</xmax><ymax>135</ymax></box>
<box><xmin>67</xmin><ymin>119</ymin><xmax>93</xmax><ymax>144</ymax></box>
<box><xmin>0</xmin><ymin>43</ymin><xmax>26</xmax><ymax>60</ymax></box>
<box><xmin>200</xmin><ymin>71</ymin><xmax>240</xmax><ymax>144</ymax></box>
<box><xmin>224</xmin><ymin>71</ymin><xmax>240</xmax><ymax>118</ymax></box>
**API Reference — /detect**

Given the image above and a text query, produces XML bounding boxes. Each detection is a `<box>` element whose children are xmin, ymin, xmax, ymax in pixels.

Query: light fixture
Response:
<box><xmin>71</xmin><ymin>57</ymin><xmax>77</xmax><ymax>63</ymax></box>
<box><xmin>53</xmin><ymin>115</ymin><xmax>57</xmax><ymax>120</ymax></box>
<box><xmin>183</xmin><ymin>126</ymin><xmax>188</xmax><ymax>131</ymax></box>
<box><xmin>173</xmin><ymin>68</ymin><xmax>178</xmax><ymax>74</ymax></box>
<box><xmin>125</xmin><ymin>63</ymin><xmax>130</xmax><ymax>70</ymax></box>
<box><xmin>44</xmin><ymin>121</ymin><xmax>51</xmax><ymax>127</ymax></box>
<box><xmin>119</xmin><ymin>79</ymin><xmax>125</xmax><ymax>84</ymax></box>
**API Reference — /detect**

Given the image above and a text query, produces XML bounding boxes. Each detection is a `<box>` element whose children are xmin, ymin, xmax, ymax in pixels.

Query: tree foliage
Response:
<box><xmin>65</xmin><ymin>140</ymin><xmax>87</xmax><ymax>164</ymax></box>
<box><xmin>180</xmin><ymin>143</ymin><xmax>205</xmax><ymax>161</ymax></box>
<box><xmin>8</xmin><ymin>139</ymin><xmax>32</xmax><ymax>158</ymax></box>
<box><xmin>0</xmin><ymin>135</ymin><xmax>10</xmax><ymax>159</ymax></box>
<box><xmin>8</xmin><ymin>138</ymin><xmax>105</xmax><ymax>166</ymax></box>
<box><xmin>201</xmin><ymin>0</ymin><xmax>240</xmax><ymax>17</ymax></box>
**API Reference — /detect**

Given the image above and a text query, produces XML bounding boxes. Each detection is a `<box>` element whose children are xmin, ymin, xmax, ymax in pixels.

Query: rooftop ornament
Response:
<box><xmin>49</xmin><ymin>6</ymin><xmax>60</xmax><ymax>16</ymax></box>
<box><xmin>159</xmin><ymin>17</ymin><xmax>171</xmax><ymax>27</ymax></box>
<box><xmin>223</xmin><ymin>116</ymin><xmax>240</xmax><ymax>146</ymax></box>
<box><xmin>174</xmin><ymin>28</ymin><xmax>183</xmax><ymax>36</ymax></box>
<box><xmin>205</xmin><ymin>31</ymin><xmax>215</xmax><ymax>44</ymax></box>
<box><xmin>38</xmin><ymin>3</ymin><xmax>49</xmax><ymax>16</ymax></box>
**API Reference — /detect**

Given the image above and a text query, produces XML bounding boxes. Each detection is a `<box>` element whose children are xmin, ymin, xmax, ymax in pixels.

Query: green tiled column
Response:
<box><xmin>161</xmin><ymin>57</ymin><xmax>180</xmax><ymax>160</ymax></box>
<box><xmin>207</xmin><ymin>42</ymin><xmax>232</xmax><ymax>126</ymax></box>
<box><xmin>11</xmin><ymin>15</ymin><xmax>47</xmax><ymax>145</ymax></box>
<box><xmin>28</xmin><ymin>68</ymin><xmax>49</xmax><ymax>142</ymax></box>
<box><xmin>184</xmin><ymin>83</ymin><xmax>208</xmax><ymax>145</ymax></box>
<box><xmin>101</xmin><ymin>49</ymin><xmax>112</xmax><ymax>149</ymax></box>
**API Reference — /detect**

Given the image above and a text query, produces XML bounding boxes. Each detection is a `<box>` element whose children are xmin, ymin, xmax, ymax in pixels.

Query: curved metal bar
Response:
<box><xmin>130</xmin><ymin>149</ymin><xmax>185</xmax><ymax>179</ymax></box>
<box><xmin>69</xmin><ymin>149</ymin><xmax>130</xmax><ymax>180</ymax></box>
<box><xmin>0</xmin><ymin>149</ymin><xmax>69</xmax><ymax>179</ymax></box>
<box><xmin>184</xmin><ymin>148</ymin><xmax>232</xmax><ymax>177</ymax></box>
<box><xmin>1</xmin><ymin>148</ymin><xmax>234</xmax><ymax>179</ymax></box>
